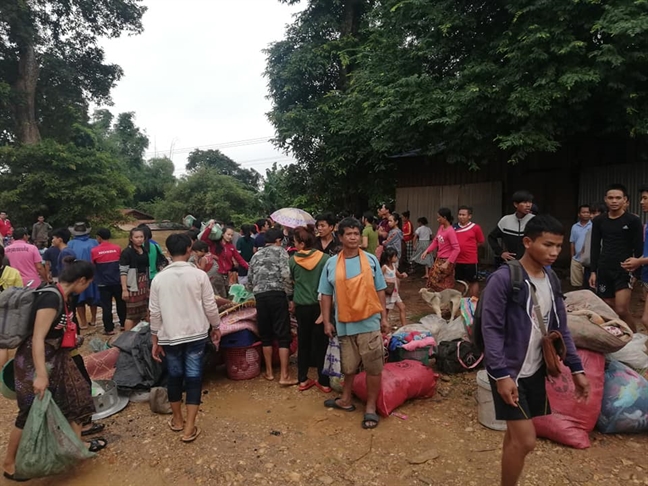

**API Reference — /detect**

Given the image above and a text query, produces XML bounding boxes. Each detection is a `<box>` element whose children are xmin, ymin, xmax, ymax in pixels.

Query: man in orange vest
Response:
<box><xmin>318</xmin><ymin>217</ymin><xmax>388</xmax><ymax>429</ymax></box>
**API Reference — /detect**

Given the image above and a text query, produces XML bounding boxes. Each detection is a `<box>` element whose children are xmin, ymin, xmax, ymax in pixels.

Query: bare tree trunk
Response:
<box><xmin>13</xmin><ymin>44</ymin><xmax>41</xmax><ymax>144</ymax></box>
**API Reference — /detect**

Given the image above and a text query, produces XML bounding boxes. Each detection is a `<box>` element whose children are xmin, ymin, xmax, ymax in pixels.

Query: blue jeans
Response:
<box><xmin>164</xmin><ymin>338</ymin><xmax>207</xmax><ymax>406</ymax></box>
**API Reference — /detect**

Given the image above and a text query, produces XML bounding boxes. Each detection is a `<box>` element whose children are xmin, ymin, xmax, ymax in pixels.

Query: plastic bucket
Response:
<box><xmin>476</xmin><ymin>370</ymin><xmax>506</xmax><ymax>431</ymax></box>
<box><xmin>1</xmin><ymin>359</ymin><xmax>16</xmax><ymax>400</ymax></box>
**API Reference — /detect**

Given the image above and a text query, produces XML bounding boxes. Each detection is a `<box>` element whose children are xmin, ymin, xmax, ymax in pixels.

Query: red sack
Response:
<box><xmin>532</xmin><ymin>349</ymin><xmax>605</xmax><ymax>449</ymax></box>
<box><xmin>353</xmin><ymin>361</ymin><xmax>438</xmax><ymax>417</ymax></box>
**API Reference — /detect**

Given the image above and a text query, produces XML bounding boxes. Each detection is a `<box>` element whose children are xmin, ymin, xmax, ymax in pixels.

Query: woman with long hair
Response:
<box><xmin>382</xmin><ymin>212</ymin><xmax>404</xmax><ymax>260</ymax></box>
<box><xmin>421</xmin><ymin>208</ymin><xmax>460</xmax><ymax>291</ymax></box>
<box><xmin>201</xmin><ymin>222</ymin><xmax>249</xmax><ymax>298</ymax></box>
<box><xmin>119</xmin><ymin>228</ymin><xmax>150</xmax><ymax>330</ymax></box>
<box><xmin>289</xmin><ymin>226</ymin><xmax>331</xmax><ymax>392</ymax></box>
<box><xmin>4</xmin><ymin>258</ymin><xmax>106</xmax><ymax>481</ymax></box>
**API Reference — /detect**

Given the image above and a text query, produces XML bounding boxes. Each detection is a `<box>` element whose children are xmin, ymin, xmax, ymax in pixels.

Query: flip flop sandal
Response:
<box><xmin>298</xmin><ymin>380</ymin><xmax>316</xmax><ymax>392</ymax></box>
<box><xmin>262</xmin><ymin>373</ymin><xmax>274</xmax><ymax>381</ymax></box>
<box><xmin>168</xmin><ymin>419</ymin><xmax>184</xmax><ymax>432</ymax></box>
<box><xmin>3</xmin><ymin>472</ymin><xmax>29</xmax><ymax>482</ymax></box>
<box><xmin>81</xmin><ymin>422</ymin><xmax>105</xmax><ymax>437</ymax></box>
<box><xmin>87</xmin><ymin>437</ymin><xmax>108</xmax><ymax>452</ymax></box>
<box><xmin>181</xmin><ymin>427</ymin><xmax>201</xmax><ymax>443</ymax></box>
<box><xmin>324</xmin><ymin>398</ymin><xmax>356</xmax><ymax>412</ymax></box>
<box><xmin>315</xmin><ymin>382</ymin><xmax>332</xmax><ymax>393</ymax></box>
<box><xmin>362</xmin><ymin>413</ymin><xmax>380</xmax><ymax>429</ymax></box>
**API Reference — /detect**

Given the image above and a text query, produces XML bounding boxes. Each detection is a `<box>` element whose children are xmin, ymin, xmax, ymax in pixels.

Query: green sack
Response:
<box><xmin>16</xmin><ymin>390</ymin><xmax>95</xmax><ymax>478</ymax></box>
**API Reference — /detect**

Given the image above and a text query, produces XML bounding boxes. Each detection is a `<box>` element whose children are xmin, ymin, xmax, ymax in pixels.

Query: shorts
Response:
<box><xmin>596</xmin><ymin>267</ymin><xmax>633</xmax><ymax>299</ymax></box>
<box><xmin>454</xmin><ymin>263</ymin><xmax>478</xmax><ymax>283</ymax></box>
<box><xmin>255</xmin><ymin>291</ymin><xmax>291</xmax><ymax>348</ymax></box>
<box><xmin>339</xmin><ymin>330</ymin><xmax>384</xmax><ymax>376</ymax></box>
<box><xmin>488</xmin><ymin>368</ymin><xmax>550</xmax><ymax>421</ymax></box>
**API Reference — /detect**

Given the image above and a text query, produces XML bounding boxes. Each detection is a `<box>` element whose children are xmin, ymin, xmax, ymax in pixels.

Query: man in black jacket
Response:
<box><xmin>488</xmin><ymin>190</ymin><xmax>536</xmax><ymax>265</ymax></box>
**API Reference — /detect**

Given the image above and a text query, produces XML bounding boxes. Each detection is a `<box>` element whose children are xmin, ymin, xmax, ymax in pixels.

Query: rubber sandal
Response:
<box><xmin>324</xmin><ymin>398</ymin><xmax>356</xmax><ymax>412</ymax></box>
<box><xmin>315</xmin><ymin>382</ymin><xmax>332</xmax><ymax>394</ymax></box>
<box><xmin>3</xmin><ymin>472</ymin><xmax>29</xmax><ymax>482</ymax></box>
<box><xmin>87</xmin><ymin>437</ymin><xmax>108</xmax><ymax>452</ymax></box>
<box><xmin>362</xmin><ymin>413</ymin><xmax>380</xmax><ymax>429</ymax></box>
<box><xmin>298</xmin><ymin>379</ymin><xmax>316</xmax><ymax>392</ymax></box>
<box><xmin>81</xmin><ymin>422</ymin><xmax>105</xmax><ymax>437</ymax></box>
<box><xmin>168</xmin><ymin>419</ymin><xmax>184</xmax><ymax>432</ymax></box>
<box><xmin>181</xmin><ymin>427</ymin><xmax>201</xmax><ymax>443</ymax></box>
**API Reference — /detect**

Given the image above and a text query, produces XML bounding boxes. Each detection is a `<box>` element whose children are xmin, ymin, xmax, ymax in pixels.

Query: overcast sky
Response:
<box><xmin>101</xmin><ymin>0</ymin><xmax>303</xmax><ymax>177</ymax></box>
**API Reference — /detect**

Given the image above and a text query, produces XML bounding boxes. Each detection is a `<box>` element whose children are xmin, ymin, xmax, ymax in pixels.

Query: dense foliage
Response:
<box><xmin>266</xmin><ymin>0</ymin><xmax>648</xmax><ymax>209</ymax></box>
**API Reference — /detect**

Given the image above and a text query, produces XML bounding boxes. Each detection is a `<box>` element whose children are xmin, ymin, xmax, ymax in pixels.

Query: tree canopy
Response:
<box><xmin>186</xmin><ymin>149</ymin><xmax>262</xmax><ymax>190</ymax></box>
<box><xmin>266</xmin><ymin>0</ymin><xmax>648</xmax><ymax>204</ymax></box>
<box><xmin>0</xmin><ymin>0</ymin><xmax>147</xmax><ymax>144</ymax></box>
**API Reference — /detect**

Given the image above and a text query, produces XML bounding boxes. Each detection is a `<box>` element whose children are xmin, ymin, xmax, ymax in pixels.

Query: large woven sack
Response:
<box><xmin>564</xmin><ymin>290</ymin><xmax>633</xmax><ymax>354</ymax></box>
<box><xmin>533</xmin><ymin>349</ymin><xmax>605</xmax><ymax>449</ymax></box>
<box><xmin>83</xmin><ymin>347</ymin><xmax>120</xmax><ymax>381</ymax></box>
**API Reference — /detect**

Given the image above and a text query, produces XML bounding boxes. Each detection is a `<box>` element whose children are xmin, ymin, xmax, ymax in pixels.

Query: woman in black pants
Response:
<box><xmin>289</xmin><ymin>226</ymin><xmax>332</xmax><ymax>392</ymax></box>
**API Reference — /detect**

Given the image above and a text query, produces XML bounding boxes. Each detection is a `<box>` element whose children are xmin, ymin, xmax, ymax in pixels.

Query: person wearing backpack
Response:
<box><xmin>3</xmin><ymin>258</ymin><xmax>107</xmax><ymax>481</ymax></box>
<box><xmin>480</xmin><ymin>215</ymin><xmax>589</xmax><ymax>486</ymax></box>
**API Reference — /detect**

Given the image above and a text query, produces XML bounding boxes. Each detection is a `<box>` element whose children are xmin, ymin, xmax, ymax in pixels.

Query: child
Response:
<box><xmin>481</xmin><ymin>215</ymin><xmax>589</xmax><ymax>486</ymax></box>
<box><xmin>411</xmin><ymin>217</ymin><xmax>434</xmax><ymax>279</ymax></box>
<box><xmin>191</xmin><ymin>241</ymin><xmax>219</xmax><ymax>294</ymax></box>
<box><xmin>380</xmin><ymin>247</ymin><xmax>408</xmax><ymax>327</ymax></box>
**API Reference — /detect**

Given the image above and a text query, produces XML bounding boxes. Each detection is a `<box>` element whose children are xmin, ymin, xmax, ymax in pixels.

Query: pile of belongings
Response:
<box><xmin>530</xmin><ymin>290</ymin><xmax>648</xmax><ymax>449</ymax></box>
<box><xmin>388</xmin><ymin>330</ymin><xmax>436</xmax><ymax>354</ymax></box>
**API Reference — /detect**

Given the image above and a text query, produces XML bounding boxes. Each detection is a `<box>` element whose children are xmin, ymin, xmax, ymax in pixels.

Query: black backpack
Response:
<box><xmin>436</xmin><ymin>338</ymin><xmax>484</xmax><ymax>374</ymax></box>
<box><xmin>472</xmin><ymin>260</ymin><xmax>561</xmax><ymax>353</ymax></box>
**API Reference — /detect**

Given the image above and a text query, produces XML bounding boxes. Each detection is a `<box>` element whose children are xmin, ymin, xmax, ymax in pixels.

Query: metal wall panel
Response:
<box><xmin>579</xmin><ymin>163</ymin><xmax>648</xmax><ymax>222</ymax></box>
<box><xmin>396</xmin><ymin>181</ymin><xmax>502</xmax><ymax>264</ymax></box>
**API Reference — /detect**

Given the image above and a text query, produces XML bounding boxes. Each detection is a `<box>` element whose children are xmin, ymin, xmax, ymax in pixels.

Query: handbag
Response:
<box><xmin>385</xmin><ymin>282</ymin><xmax>396</xmax><ymax>296</ymax></box>
<box><xmin>57</xmin><ymin>285</ymin><xmax>76</xmax><ymax>349</ymax></box>
<box><xmin>529</xmin><ymin>285</ymin><xmax>566</xmax><ymax>377</ymax></box>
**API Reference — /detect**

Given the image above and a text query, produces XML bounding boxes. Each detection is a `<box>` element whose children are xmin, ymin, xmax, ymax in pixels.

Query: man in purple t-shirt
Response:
<box><xmin>3</xmin><ymin>227</ymin><xmax>47</xmax><ymax>287</ymax></box>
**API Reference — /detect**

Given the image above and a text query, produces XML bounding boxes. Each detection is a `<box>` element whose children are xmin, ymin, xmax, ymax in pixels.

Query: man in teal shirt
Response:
<box><xmin>318</xmin><ymin>217</ymin><xmax>388</xmax><ymax>429</ymax></box>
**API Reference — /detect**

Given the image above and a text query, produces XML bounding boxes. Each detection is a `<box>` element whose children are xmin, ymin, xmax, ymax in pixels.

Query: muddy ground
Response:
<box><xmin>0</xmin><ymin>272</ymin><xmax>647</xmax><ymax>486</ymax></box>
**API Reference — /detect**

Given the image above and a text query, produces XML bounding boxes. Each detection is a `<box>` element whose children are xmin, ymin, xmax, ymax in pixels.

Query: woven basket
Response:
<box><xmin>224</xmin><ymin>342</ymin><xmax>261</xmax><ymax>380</ymax></box>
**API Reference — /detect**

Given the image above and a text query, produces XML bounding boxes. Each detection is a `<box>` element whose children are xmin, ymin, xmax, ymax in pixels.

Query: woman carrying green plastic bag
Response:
<box><xmin>16</xmin><ymin>390</ymin><xmax>95</xmax><ymax>478</ymax></box>
<box><xmin>3</xmin><ymin>259</ymin><xmax>107</xmax><ymax>482</ymax></box>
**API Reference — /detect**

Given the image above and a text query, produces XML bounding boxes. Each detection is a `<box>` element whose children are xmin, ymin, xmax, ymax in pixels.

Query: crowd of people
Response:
<box><xmin>0</xmin><ymin>182</ymin><xmax>646</xmax><ymax>484</ymax></box>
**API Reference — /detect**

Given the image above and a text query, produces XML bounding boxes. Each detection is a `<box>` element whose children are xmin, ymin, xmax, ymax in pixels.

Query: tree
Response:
<box><xmin>265</xmin><ymin>0</ymin><xmax>394</xmax><ymax>213</ymax></box>
<box><xmin>260</xmin><ymin>162</ymin><xmax>317</xmax><ymax>214</ymax></box>
<box><xmin>0</xmin><ymin>140</ymin><xmax>133</xmax><ymax>226</ymax></box>
<box><xmin>267</xmin><ymin>0</ymin><xmax>648</xmax><ymax>201</ymax></box>
<box><xmin>186</xmin><ymin>149</ymin><xmax>261</xmax><ymax>190</ymax></box>
<box><xmin>135</xmin><ymin>157</ymin><xmax>177</xmax><ymax>204</ymax></box>
<box><xmin>144</xmin><ymin>167</ymin><xmax>261</xmax><ymax>226</ymax></box>
<box><xmin>0</xmin><ymin>0</ymin><xmax>146</xmax><ymax>144</ymax></box>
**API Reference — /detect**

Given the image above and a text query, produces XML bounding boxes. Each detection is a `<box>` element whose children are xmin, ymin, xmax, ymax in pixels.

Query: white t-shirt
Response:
<box><xmin>518</xmin><ymin>274</ymin><xmax>552</xmax><ymax>379</ymax></box>
<box><xmin>415</xmin><ymin>225</ymin><xmax>433</xmax><ymax>241</ymax></box>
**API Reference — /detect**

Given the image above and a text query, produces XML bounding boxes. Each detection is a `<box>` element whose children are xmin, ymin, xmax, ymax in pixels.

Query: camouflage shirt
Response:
<box><xmin>246</xmin><ymin>245</ymin><xmax>293</xmax><ymax>296</ymax></box>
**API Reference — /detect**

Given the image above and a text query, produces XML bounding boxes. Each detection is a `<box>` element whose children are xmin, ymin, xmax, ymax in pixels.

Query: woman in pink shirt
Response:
<box><xmin>421</xmin><ymin>208</ymin><xmax>460</xmax><ymax>291</ymax></box>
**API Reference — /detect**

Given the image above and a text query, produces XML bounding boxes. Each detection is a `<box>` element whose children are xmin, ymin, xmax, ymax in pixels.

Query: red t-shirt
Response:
<box><xmin>453</xmin><ymin>223</ymin><xmax>485</xmax><ymax>264</ymax></box>
<box><xmin>402</xmin><ymin>220</ymin><xmax>414</xmax><ymax>242</ymax></box>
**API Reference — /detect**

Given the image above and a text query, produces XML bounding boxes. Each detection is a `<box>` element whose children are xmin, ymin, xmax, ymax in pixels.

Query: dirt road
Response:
<box><xmin>0</xmin><ymin>276</ymin><xmax>646</xmax><ymax>485</ymax></box>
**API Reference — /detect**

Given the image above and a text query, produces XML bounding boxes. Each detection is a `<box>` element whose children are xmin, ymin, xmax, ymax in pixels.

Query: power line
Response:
<box><xmin>145</xmin><ymin>136</ymin><xmax>274</xmax><ymax>156</ymax></box>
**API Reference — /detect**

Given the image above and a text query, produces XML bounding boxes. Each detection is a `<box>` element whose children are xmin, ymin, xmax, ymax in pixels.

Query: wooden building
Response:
<box><xmin>394</xmin><ymin>139</ymin><xmax>648</xmax><ymax>265</ymax></box>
